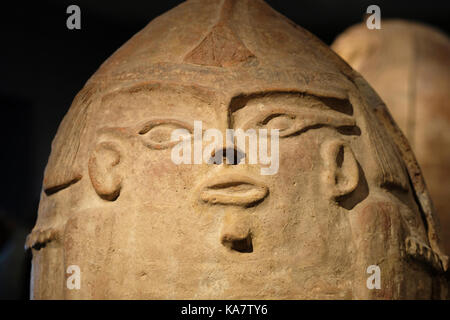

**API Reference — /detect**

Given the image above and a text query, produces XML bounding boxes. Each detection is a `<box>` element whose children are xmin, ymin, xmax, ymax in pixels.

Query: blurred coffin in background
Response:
<box><xmin>332</xmin><ymin>20</ymin><xmax>450</xmax><ymax>254</ymax></box>
<box><xmin>0</xmin><ymin>211</ymin><xmax>30</xmax><ymax>299</ymax></box>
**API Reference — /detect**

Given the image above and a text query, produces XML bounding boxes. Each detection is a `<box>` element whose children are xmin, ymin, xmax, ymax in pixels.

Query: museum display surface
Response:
<box><xmin>26</xmin><ymin>0</ymin><xmax>448</xmax><ymax>299</ymax></box>
<box><xmin>332</xmin><ymin>20</ymin><xmax>450</xmax><ymax>256</ymax></box>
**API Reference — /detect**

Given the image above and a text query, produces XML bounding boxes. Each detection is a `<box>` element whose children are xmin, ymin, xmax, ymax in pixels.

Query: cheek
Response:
<box><xmin>265</xmin><ymin>130</ymin><xmax>344</xmax><ymax>220</ymax></box>
<box><xmin>276</xmin><ymin>133</ymin><xmax>322</xmax><ymax>187</ymax></box>
<box><xmin>261</xmin><ymin>135</ymin><xmax>323</xmax><ymax>227</ymax></box>
<box><xmin>280</xmin><ymin>142</ymin><xmax>313</xmax><ymax>171</ymax></box>
<box><xmin>275</xmin><ymin>128</ymin><xmax>345</xmax><ymax>192</ymax></box>
<box><xmin>126</xmin><ymin>148</ymin><xmax>200</xmax><ymax>200</ymax></box>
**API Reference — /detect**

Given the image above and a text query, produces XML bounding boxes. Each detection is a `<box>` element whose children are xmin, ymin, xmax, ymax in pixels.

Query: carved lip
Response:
<box><xmin>200</xmin><ymin>174</ymin><xmax>268</xmax><ymax>206</ymax></box>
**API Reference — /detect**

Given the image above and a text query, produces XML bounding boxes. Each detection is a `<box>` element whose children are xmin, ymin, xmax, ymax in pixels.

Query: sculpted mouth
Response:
<box><xmin>200</xmin><ymin>174</ymin><xmax>268</xmax><ymax>206</ymax></box>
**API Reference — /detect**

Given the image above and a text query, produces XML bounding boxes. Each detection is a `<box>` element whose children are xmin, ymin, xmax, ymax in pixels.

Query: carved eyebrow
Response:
<box><xmin>229</xmin><ymin>92</ymin><xmax>353</xmax><ymax>115</ymax></box>
<box><xmin>314</xmin><ymin>97</ymin><xmax>353</xmax><ymax>116</ymax></box>
<box><xmin>102</xmin><ymin>82</ymin><xmax>217</xmax><ymax>105</ymax></box>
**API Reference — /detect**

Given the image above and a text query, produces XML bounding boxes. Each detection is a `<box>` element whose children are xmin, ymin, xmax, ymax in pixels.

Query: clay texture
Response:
<box><xmin>332</xmin><ymin>20</ymin><xmax>450</xmax><ymax>256</ymax></box>
<box><xmin>28</xmin><ymin>2</ymin><xmax>448</xmax><ymax>299</ymax></box>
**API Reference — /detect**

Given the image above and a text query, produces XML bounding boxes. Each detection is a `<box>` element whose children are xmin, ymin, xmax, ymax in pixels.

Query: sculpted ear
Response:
<box><xmin>321</xmin><ymin>139</ymin><xmax>359</xmax><ymax>199</ymax></box>
<box><xmin>88</xmin><ymin>141</ymin><xmax>123</xmax><ymax>201</ymax></box>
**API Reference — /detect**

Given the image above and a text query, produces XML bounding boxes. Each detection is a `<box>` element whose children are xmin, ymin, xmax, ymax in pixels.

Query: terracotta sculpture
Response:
<box><xmin>27</xmin><ymin>1</ymin><xmax>448</xmax><ymax>299</ymax></box>
<box><xmin>332</xmin><ymin>20</ymin><xmax>450</xmax><ymax>256</ymax></box>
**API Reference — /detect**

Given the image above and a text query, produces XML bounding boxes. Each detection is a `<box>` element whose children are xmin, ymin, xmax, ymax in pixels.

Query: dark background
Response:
<box><xmin>1</xmin><ymin>0</ymin><xmax>449</xmax><ymax>299</ymax></box>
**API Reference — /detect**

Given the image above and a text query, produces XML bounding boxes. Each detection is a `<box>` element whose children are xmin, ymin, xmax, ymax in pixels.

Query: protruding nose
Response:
<box><xmin>208</xmin><ymin>147</ymin><xmax>245</xmax><ymax>165</ymax></box>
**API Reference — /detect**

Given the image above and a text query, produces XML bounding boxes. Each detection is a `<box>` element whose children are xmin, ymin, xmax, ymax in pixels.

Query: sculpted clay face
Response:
<box><xmin>28</xmin><ymin>0</ymin><xmax>448</xmax><ymax>299</ymax></box>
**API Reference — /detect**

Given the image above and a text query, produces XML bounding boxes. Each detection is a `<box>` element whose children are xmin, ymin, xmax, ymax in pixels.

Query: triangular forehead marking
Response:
<box><xmin>184</xmin><ymin>0</ymin><xmax>255</xmax><ymax>67</ymax></box>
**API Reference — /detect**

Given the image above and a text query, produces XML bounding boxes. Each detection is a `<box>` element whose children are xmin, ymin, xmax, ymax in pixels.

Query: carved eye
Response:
<box><xmin>139</xmin><ymin>121</ymin><xmax>192</xmax><ymax>150</ymax></box>
<box><xmin>257</xmin><ymin>113</ymin><xmax>298</xmax><ymax>137</ymax></box>
<box><xmin>254</xmin><ymin>109</ymin><xmax>356</xmax><ymax>138</ymax></box>
<box><xmin>261</xmin><ymin>114</ymin><xmax>295</xmax><ymax>132</ymax></box>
